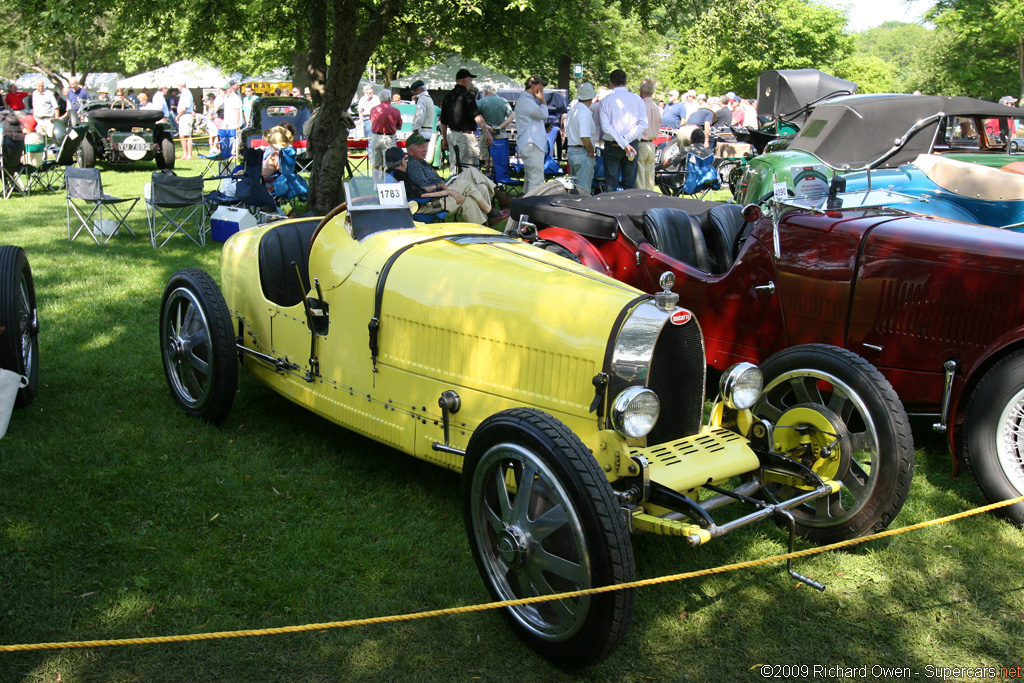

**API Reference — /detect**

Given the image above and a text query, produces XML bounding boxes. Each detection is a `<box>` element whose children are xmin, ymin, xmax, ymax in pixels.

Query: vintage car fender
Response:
<box><xmin>535</xmin><ymin>227</ymin><xmax>613</xmax><ymax>277</ymax></box>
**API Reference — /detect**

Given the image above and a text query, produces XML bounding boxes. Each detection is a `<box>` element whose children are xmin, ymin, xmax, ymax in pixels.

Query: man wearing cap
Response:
<box><xmin>599</xmin><ymin>68</ymin><xmax>647</xmax><ymax>192</ymax></box>
<box><xmin>683</xmin><ymin>95</ymin><xmax>715</xmax><ymax>148</ymax></box>
<box><xmin>439</xmin><ymin>68</ymin><xmax>492</xmax><ymax>169</ymax></box>
<box><xmin>409</xmin><ymin>80</ymin><xmax>435</xmax><ymax>140</ymax></box>
<box><xmin>356</xmin><ymin>85</ymin><xmax>379</xmax><ymax>139</ymax></box>
<box><xmin>397</xmin><ymin>133</ymin><xmax>501</xmax><ymax>227</ymax></box>
<box><xmin>513</xmin><ymin>76</ymin><xmax>549</xmax><ymax>194</ymax></box>
<box><xmin>369</xmin><ymin>89</ymin><xmax>402</xmax><ymax>171</ymax></box>
<box><xmin>729</xmin><ymin>96</ymin><xmax>746</xmax><ymax>127</ymax></box>
<box><xmin>662</xmin><ymin>90</ymin><xmax>685</xmax><ymax>131</ymax></box>
<box><xmin>683</xmin><ymin>89</ymin><xmax>698</xmax><ymax>118</ymax></box>
<box><xmin>176</xmin><ymin>82</ymin><xmax>196</xmax><ymax>160</ymax></box>
<box><xmin>566</xmin><ymin>82</ymin><xmax>598</xmax><ymax>192</ymax></box>
<box><xmin>477</xmin><ymin>86</ymin><xmax>512</xmax><ymax>173</ymax></box>
<box><xmin>95</xmin><ymin>86</ymin><xmax>110</xmax><ymax>103</ymax></box>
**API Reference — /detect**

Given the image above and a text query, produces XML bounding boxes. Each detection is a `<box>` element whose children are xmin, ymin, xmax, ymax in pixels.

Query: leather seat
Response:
<box><xmin>259</xmin><ymin>219</ymin><xmax>321</xmax><ymax>307</ymax></box>
<box><xmin>641</xmin><ymin>207</ymin><xmax>711</xmax><ymax>272</ymax></box>
<box><xmin>704</xmin><ymin>204</ymin><xmax>746</xmax><ymax>273</ymax></box>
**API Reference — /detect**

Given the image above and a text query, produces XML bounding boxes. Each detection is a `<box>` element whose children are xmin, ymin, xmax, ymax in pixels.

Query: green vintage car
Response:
<box><xmin>160</xmin><ymin>180</ymin><xmax>912</xmax><ymax>667</ymax></box>
<box><xmin>77</xmin><ymin>107</ymin><xmax>176</xmax><ymax>169</ymax></box>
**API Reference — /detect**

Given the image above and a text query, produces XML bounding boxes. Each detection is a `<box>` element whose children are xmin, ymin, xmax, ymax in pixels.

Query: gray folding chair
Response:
<box><xmin>65</xmin><ymin>167</ymin><xmax>139</xmax><ymax>243</ymax></box>
<box><xmin>146</xmin><ymin>172</ymin><xmax>207</xmax><ymax>248</ymax></box>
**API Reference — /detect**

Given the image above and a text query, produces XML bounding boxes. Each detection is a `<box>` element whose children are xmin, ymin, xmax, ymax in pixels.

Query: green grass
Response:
<box><xmin>1</xmin><ymin>157</ymin><xmax>1023</xmax><ymax>682</ymax></box>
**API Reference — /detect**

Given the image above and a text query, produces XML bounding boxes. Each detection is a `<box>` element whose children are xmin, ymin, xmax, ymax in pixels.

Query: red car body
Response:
<box><xmin>511</xmin><ymin>189</ymin><xmax>1024</xmax><ymax>522</ymax></box>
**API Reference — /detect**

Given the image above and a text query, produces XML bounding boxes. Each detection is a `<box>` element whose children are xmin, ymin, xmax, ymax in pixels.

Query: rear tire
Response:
<box><xmin>159</xmin><ymin>269</ymin><xmax>237</xmax><ymax>425</ymax></box>
<box><xmin>77</xmin><ymin>137</ymin><xmax>95</xmax><ymax>168</ymax></box>
<box><xmin>962</xmin><ymin>351</ymin><xmax>1024</xmax><ymax>526</ymax></box>
<box><xmin>156</xmin><ymin>136</ymin><xmax>175</xmax><ymax>170</ymax></box>
<box><xmin>0</xmin><ymin>246</ymin><xmax>39</xmax><ymax>407</ymax></box>
<box><xmin>463</xmin><ymin>408</ymin><xmax>635</xmax><ymax>668</ymax></box>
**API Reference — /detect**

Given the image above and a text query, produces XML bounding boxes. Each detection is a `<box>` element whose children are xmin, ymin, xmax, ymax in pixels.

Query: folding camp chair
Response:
<box><xmin>681</xmin><ymin>152</ymin><xmax>721</xmax><ymax>199</ymax></box>
<box><xmin>146</xmin><ymin>172</ymin><xmax>207</xmax><ymax>248</ymax></box>
<box><xmin>36</xmin><ymin>124</ymin><xmax>86</xmax><ymax>191</ymax></box>
<box><xmin>2</xmin><ymin>131</ymin><xmax>34</xmax><ymax>199</ymax></box>
<box><xmin>65</xmin><ymin>167</ymin><xmax>139</xmax><ymax>243</ymax></box>
<box><xmin>199</xmin><ymin>128</ymin><xmax>236</xmax><ymax>177</ymax></box>
<box><xmin>488</xmin><ymin>138</ymin><xmax>524</xmax><ymax>197</ymax></box>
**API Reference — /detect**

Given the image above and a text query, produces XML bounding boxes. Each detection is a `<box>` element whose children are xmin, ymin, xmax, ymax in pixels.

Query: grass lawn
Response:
<box><xmin>1</xmin><ymin>154</ymin><xmax>1023</xmax><ymax>682</ymax></box>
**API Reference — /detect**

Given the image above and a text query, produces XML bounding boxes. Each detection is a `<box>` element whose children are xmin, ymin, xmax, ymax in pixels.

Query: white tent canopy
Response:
<box><xmin>118</xmin><ymin>60</ymin><xmax>243</xmax><ymax>90</ymax></box>
<box><xmin>243</xmin><ymin>66</ymin><xmax>292</xmax><ymax>84</ymax></box>
<box><xmin>390</xmin><ymin>57</ymin><xmax>521</xmax><ymax>91</ymax></box>
<box><xmin>15</xmin><ymin>72</ymin><xmax>122</xmax><ymax>93</ymax></box>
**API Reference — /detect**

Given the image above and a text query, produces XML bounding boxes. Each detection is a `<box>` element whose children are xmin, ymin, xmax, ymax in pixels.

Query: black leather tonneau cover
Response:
<box><xmin>511</xmin><ymin>189</ymin><xmax>722</xmax><ymax>245</ymax></box>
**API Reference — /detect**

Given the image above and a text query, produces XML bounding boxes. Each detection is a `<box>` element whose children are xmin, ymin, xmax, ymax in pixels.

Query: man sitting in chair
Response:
<box><xmin>388</xmin><ymin>138</ymin><xmax>505</xmax><ymax>226</ymax></box>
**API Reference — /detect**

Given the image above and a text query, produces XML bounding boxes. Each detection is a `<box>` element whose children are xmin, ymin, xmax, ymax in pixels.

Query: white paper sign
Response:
<box><xmin>773</xmin><ymin>181</ymin><xmax>789</xmax><ymax>201</ymax></box>
<box><xmin>376</xmin><ymin>182</ymin><xmax>407</xmax><ymax>206</ymax></box>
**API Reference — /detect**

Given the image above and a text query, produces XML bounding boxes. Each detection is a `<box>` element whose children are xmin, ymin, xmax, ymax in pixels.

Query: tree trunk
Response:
<box><xmin>308</xmin><ymin>0</ymin><xmax>406</xmax><ymax>214</ymax></box>
<box><xmin>306</xmin><ymin>0</ymin><xmax>328</xmax><ymax>107</ymax></box>
<box><xmin>291</xmin><ymin>0</ymin><xmax>311</xmax><ymax>93</ymax></box>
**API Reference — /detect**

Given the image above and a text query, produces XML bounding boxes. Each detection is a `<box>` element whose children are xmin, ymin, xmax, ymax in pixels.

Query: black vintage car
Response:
<box><xmin>77</xmin><ymin>108</ymin><xmax>176</xmax><ymax>169</ymax></box>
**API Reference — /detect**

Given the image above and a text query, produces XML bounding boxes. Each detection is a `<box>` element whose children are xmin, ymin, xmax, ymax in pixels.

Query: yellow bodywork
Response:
<box><xmin>219</xmin><ymin>213</ymin><xmax>766</xmax><ymax>534</ymax></box>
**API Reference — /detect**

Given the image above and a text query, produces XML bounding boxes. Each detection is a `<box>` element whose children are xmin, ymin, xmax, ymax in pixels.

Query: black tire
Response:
<box><xmin>718</xmin><ymin>161</ymin><xmax>737</xmax><ymax>187</ymax></box>
<box><xmin>156</xmin><ymin>136</ymin><xmax>176</xmax><ymax>170</ymax></box>
<box><xmin>728</xmin><ymin>164</ymin><xmax>746</xmax><ymax>200</ymax></box>
<box><xmin>962</xmin><ymin>350</ymin><xmax>1024</xmax><ymax>526</ymax></box>
<box><xmin>463</xmin><ymin>408</ymin><xmax>635</xmax><ymax>669</ymax></box>
<box><xmin>0</xmin><ymin>246</ymin><xmax>39</xmax><ymax>407</ymax></box>
<box><xmin>77</xmin><ymin>136</ymin><xmax>95</xmax><ymax>168</ymax></box>
<box><xmin>753</xmin><ymin>344</ymin><xmax>914</xmax><ymax>543</ymax></box>
<box><xmin>159</xmin><ymin>268</ymin><xmax>237</xmax><ymax>425</ymax></box>
<box><xmin>537</xmin><ymin>240</ymin><xmax>582</xmax><ymax>263</ymax></box>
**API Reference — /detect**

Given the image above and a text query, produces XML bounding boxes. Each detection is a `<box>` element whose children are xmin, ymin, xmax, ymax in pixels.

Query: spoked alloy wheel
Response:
<box><xmin>0</xmin><ymin>246</ymin><xmax>39</xmax><ymax>407</ymax></box>
<box><xmin>753</xmin><ymin>344</ymin><xmax>914</xmax><ymax>543</ymax></box>
<box><xmin>963</xmin><ymin>350</ymin><xmax>1024</xmax><ymax>526</ymax></box>
<box><xmin>159</xmin><ymin>268</ymin><xmax>237</xmax><ymax>425</ymax></box>
<box><xmin>463</xmin><ymin>408</ymin><xmax>634</xmax><ymax>668</ymax></box>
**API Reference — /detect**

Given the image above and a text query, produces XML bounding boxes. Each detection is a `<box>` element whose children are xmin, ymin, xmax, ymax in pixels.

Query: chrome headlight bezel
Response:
<box><xmin>720</xmin><ymin>362</ymin><xmax>763</xmax><ymax>410</ymax></box>
<box><xmin>611</xmin><ymin>386</ymin><xmax>661</xmax><ymax>438</ymax></box>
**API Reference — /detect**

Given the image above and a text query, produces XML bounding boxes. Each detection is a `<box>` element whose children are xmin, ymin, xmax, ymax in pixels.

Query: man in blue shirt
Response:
<box><xmin>662</xmin><ymin>89</ymin><xmax>685</xmax><ymax>130</ymax></box>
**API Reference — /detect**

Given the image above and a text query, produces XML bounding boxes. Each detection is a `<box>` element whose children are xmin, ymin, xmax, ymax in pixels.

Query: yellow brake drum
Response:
<box><xmin>773</xmin><ymin>404</ymin><xmax>850</xmax><ymax>486</ymax></box>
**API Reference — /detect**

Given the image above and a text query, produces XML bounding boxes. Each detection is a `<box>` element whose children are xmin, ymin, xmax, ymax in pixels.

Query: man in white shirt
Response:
<box><xmin>566</xmin><ymin>82</ymin><xmax>597</xmax><ymax>193</ymax></box>
<box><xmin>175</xmin><ymin>82</ymin><xmax>196</xmax><ymax>160</ymax></box>
<box><xmin>356</xmin><ymin>85</ymin><xmax>379</xmax><ymax>139</ymax></box>
<box><xmin>30</xmin><ymin>79</ymin><xmax>59</xmax><ymax>139</ymax></box>
<box><xmin>409</xmin><ymin>80</ymin><xmax>434</xmax><ymax>140</ymax></box>
<box><xmin>220</xmin><ymin>80</ymin><xmax>244</xmax><ymax>156</ymax></box>
<box><xmin>514</xmin><ymin>76</ymin><xmax>549</xmax><ymax>195</ymax></box>
<box><xmin>637</xmin><ymin>78</ymin><xmax>661</xmax><ymax>191</ymax></box>
<box><xmin>152</xmin><ymin>86</ymin><xmax>170</xmax><ymax>121</ymax></box>
<box><xmin>599</xmin><ymin>69</ymin><xmax>647</xmax><ymax>191</ymax></box>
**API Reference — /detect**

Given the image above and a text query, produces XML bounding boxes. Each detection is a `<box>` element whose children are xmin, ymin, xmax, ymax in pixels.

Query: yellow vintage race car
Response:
<box><xmin>159</xmin><ymin>181</ymin><xmax>912</xmax><ymax>668</ymax></box>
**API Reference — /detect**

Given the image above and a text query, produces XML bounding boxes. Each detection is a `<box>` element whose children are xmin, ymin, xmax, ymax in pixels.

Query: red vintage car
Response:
<box><xmin>509</xmin><ymin>188</ymin><xmax>1024</xmax><ymax>525</ymax></box>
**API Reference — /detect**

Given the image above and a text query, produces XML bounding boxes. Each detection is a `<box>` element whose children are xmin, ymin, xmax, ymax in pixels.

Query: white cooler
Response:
<box><xmin>210</xmin><ymin>206</ymin><xmax>258</xmax><ymax>242</ymax></box>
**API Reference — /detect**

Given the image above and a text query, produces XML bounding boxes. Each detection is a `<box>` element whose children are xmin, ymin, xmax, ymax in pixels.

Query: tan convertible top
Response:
<box><xmin>914</xmin><ymin>154</ymin><xmax>1024</xmax><ymax>201</ymax></box>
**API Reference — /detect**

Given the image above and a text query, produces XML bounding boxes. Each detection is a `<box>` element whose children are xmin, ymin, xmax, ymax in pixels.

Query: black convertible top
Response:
<box><xmin>756</xmin><ymin>69</ymin><xmax>857</xmax><ymax>125</ymax></box>
<box><xmin>86</xmin><ymin>108</ymin><xmax>164</xmax><ymax>126</ymax></box>
<box><xmin>791</xmin><ymin>94</ymin><xmax>1024</xmax><ymax>168</ymax></box>
<box><xmin>510</xmin><ymin>190</ymin><xmax>721</xmax><ymax>244</ymax></box>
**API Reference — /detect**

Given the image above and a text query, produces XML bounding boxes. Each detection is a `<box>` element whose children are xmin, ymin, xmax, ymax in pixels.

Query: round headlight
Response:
<box><xmin>611</xmin><ymin>387</ymin><xmax>661</xmax><ymax>438</ymax></box>
<box><xmin>720</xmin><ymin>362</ymin><xmax>763</xmax><ymax>410</ymax></box>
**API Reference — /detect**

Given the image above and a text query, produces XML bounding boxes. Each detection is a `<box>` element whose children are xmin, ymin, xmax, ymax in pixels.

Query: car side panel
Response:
<box><xmin>849</xmin><ymin>215</ymin><xmax>1024</xmax><ymax>410</ymax></box>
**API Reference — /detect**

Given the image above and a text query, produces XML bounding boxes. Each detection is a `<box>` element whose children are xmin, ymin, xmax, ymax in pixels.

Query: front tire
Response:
<box><xmin>0</xmin><ymin>246</ymin><xmax>39</xmax><ymax>407</ymax></box>
<box><xmin>962</xmin><ymin>351</ymin><xmax>1024</xmax><ymax>526</ymax></box>
<box><xmin>463</xmin><ymin>408</ymin><xmax>635</xmax><ymax>668</ymax></box>
<box><xmin>753</xmin><ymin>344</ymin><xmax>914</xmax><ymax>543</ymax></box>
<box><xmin>159</xmin><ymin>268</ymin><xmax>237</xmax><ymax>425</ymax></box>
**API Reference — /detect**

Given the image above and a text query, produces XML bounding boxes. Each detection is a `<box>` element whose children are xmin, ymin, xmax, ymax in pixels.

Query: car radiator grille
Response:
<box><xmin>646</xmin><ymin>317</ymin><xmax>705</xmax><ymax>445</ymax></box>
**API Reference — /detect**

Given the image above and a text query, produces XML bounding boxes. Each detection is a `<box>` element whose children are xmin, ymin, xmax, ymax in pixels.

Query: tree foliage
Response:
<box><xmin>850</xmin><ymin>21</ymin><xmax>933</xmax><ymax>93</ymax></box>
<box><xmin>663</xmin><ymin>0</ymin><xmax>851</xmax><ymax>96</ymax></box>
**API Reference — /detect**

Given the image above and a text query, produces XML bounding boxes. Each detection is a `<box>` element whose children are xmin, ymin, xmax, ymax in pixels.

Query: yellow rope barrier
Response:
<box><xmin>3</xmin><ymin>494</ymin><xmax>1022</xmax><ymax>653</ymax></box>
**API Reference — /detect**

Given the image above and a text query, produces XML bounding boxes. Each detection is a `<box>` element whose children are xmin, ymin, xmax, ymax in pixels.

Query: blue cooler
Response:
<box><xmin>210</xmin><ymin>206</ymin><xmax>258</xmax><ymax>242</ymax></box>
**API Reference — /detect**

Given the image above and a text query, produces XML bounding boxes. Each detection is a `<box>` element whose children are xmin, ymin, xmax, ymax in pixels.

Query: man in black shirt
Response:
<box><xmin>439</xmin><ymin>68</ymin><xmax>492</xmax><ymax>170</ymax></box>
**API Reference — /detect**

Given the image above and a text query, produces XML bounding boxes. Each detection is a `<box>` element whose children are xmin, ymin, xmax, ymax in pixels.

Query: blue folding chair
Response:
<box><xmin>199</xmin><ymin>129</ymin><xmax>236</xmax><ymax>177</ymax></box>
<box><xmin>488</xmin><ymin>138</ymin><xmax>524</xmax><ymax>196</ymax></box>
<box><xmin>681</xmin><ymin>152</ymin><xmax>721</xmax><ymax>199</ymax></box>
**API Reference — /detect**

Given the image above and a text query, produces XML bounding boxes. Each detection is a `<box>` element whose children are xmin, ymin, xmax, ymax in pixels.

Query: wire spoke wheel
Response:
<box><xmin>754</xmin><ymin>344</ymin><xmax>914</xmax><ymax>542</ymax></box>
